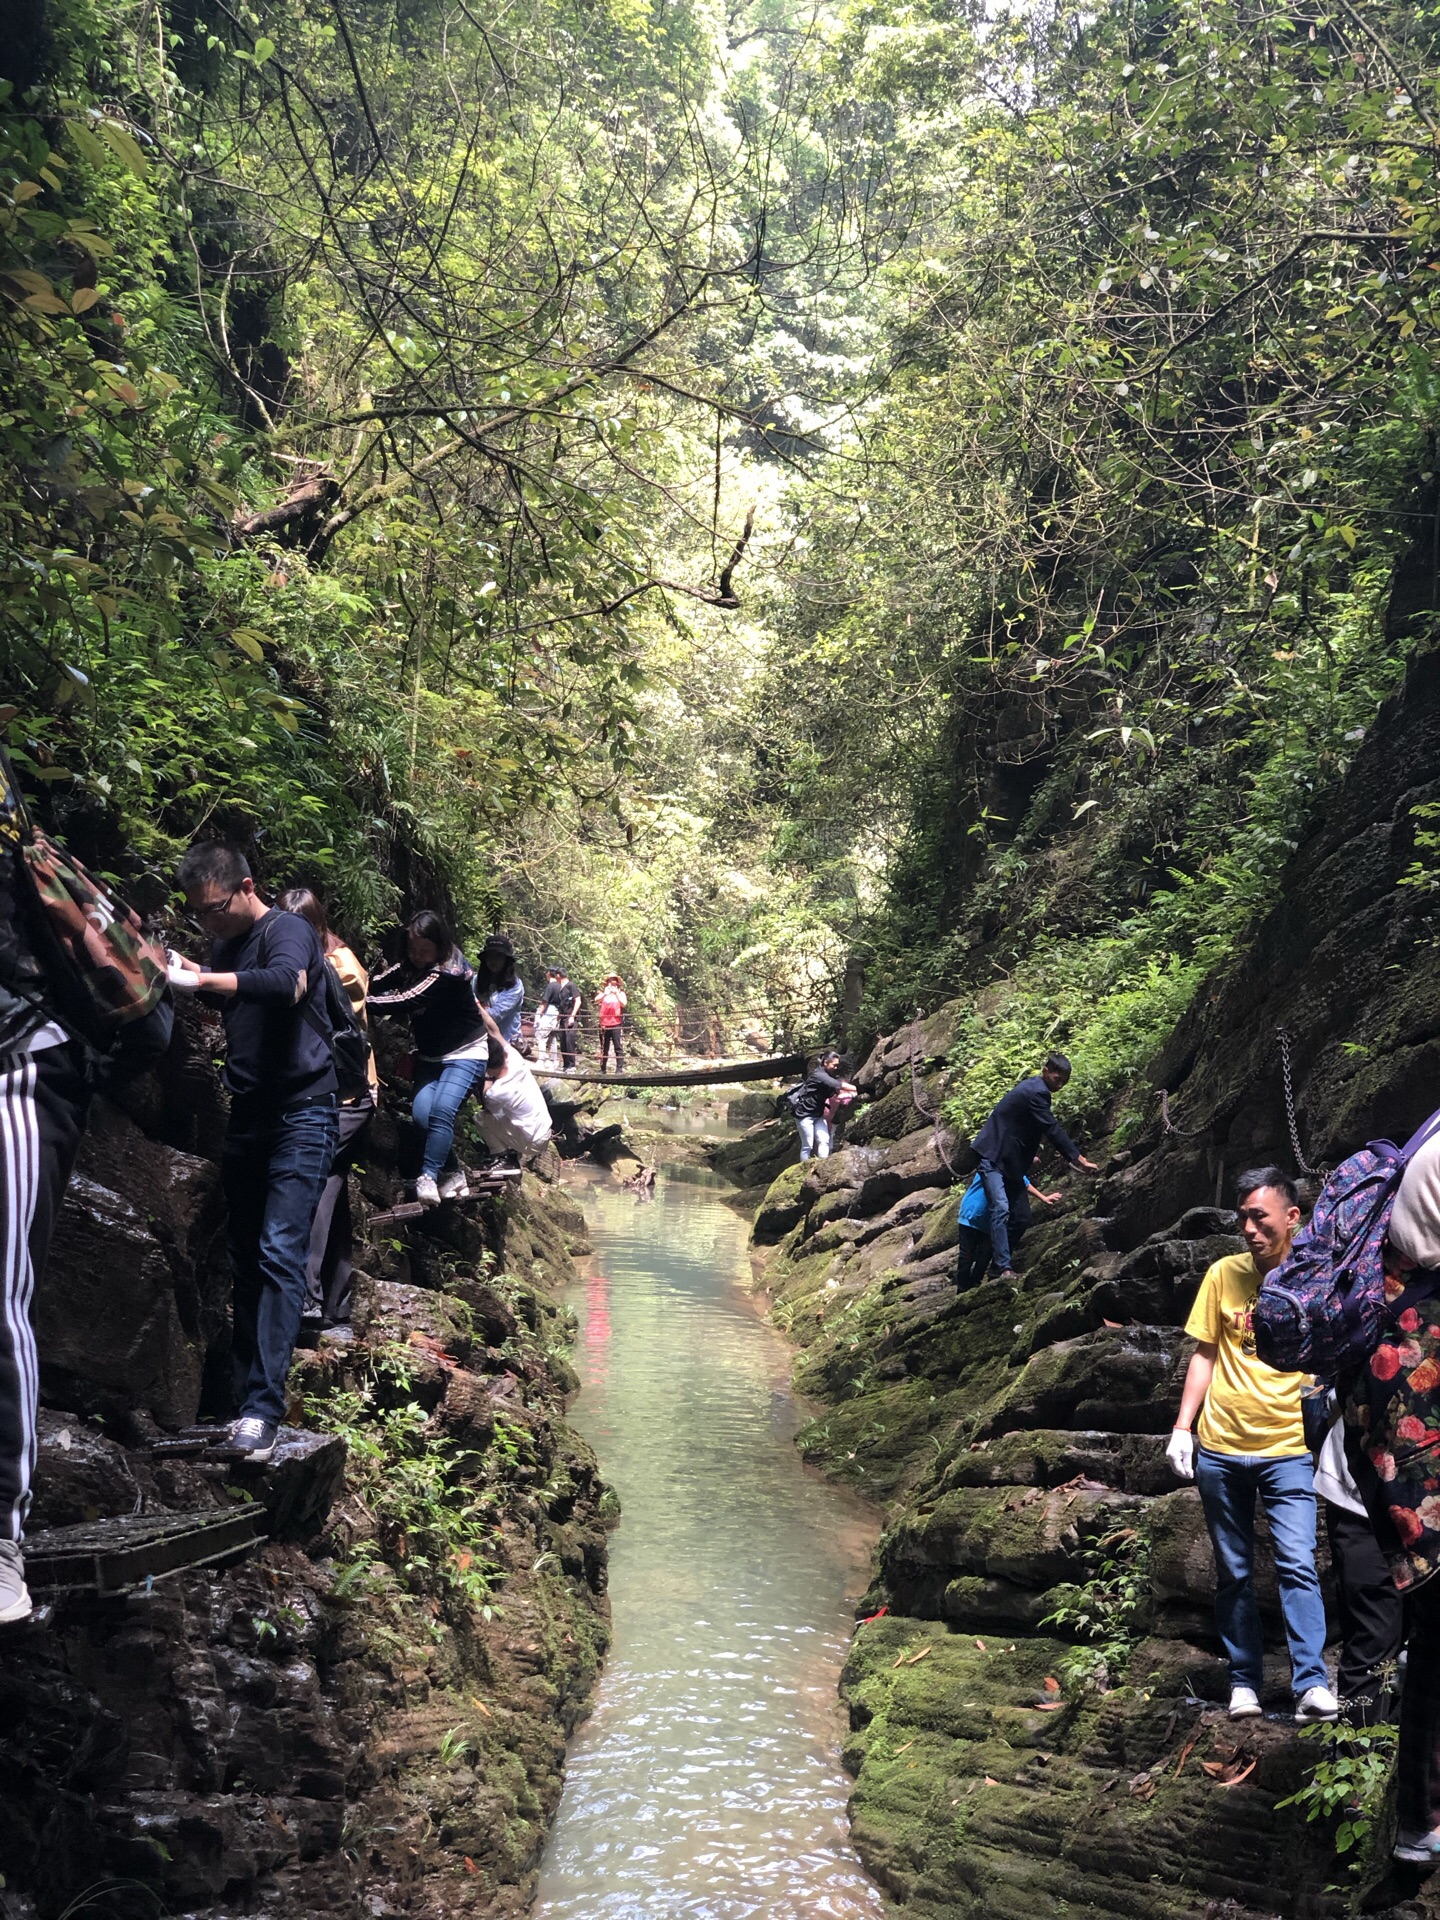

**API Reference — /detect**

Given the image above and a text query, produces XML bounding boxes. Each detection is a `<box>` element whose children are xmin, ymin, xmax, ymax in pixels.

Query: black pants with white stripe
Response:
<box><xmin>0</xmin><ymin>1042</ymin><xmax>89</xmax><ymax>1542</ymax></box>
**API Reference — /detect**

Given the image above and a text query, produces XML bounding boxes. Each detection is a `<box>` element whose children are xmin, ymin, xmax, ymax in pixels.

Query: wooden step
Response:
<box><xmin>24</xmin><ymin>1508</ymin><xmax>266</xmax><ymax>1595</ymax></box>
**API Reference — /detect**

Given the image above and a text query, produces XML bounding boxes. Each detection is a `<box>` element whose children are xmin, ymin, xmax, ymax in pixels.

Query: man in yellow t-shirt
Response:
<box><xmin>1167</xmin><ymin>1165</ymin><xmax>1338</xmax><ymax>1725</ymax></box>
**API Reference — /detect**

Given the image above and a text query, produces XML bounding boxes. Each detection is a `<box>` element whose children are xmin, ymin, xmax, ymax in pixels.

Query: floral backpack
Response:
<box><xmin>1253</xmin><ymin>1110</ymin><xmax>1440</xmax><ymax>1375</ymax></box>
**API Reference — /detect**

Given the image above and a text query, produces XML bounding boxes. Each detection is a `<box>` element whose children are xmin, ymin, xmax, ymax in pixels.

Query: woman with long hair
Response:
<box><xmin>275</xmin><ymin>887</ymin><xmax>377</xmax><ymax>1339</ymax></box>
<box><xmin>367</xmin><ymin>910</ymin><xmax>498</xmax><ymax>1207</ymax></box>
<box><xmin>474</xmin><ymin>933</ymin><xmax>525</xmax><ymax>1046</ymax></box>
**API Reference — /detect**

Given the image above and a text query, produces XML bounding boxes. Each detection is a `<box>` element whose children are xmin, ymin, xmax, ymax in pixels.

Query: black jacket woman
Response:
<box><xmin>367</xmin><ymin>911</ymin><xmax>498</xmax><ymax>1208</ymax></box>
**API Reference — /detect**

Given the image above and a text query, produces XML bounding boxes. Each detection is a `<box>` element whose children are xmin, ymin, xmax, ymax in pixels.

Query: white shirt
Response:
<box><xmin>1313</xmin><ymin>1412</ymin><xmax>1366</xmax><ymax>1517</ymax></box>
<box><xmin>479</xmin><ymin>1043</ymin><xmax>552</xmax><ymax>1152</ymax></box>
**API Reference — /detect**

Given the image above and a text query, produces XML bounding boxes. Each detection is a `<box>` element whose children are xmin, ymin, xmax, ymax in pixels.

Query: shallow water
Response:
<box><xmin>532</xmin><ymin>1173</ymin><xmax>887</xmax><ymax>1920</ymax></box>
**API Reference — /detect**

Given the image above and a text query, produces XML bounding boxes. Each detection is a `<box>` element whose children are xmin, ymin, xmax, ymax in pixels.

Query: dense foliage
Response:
<box><xmin>750</xmin><ymin>0</ymin><xmax>1440</xmax><ymax>1101</ymax></box>
<box><xmin>0</xmin><ymin>0</ymin><xmax>895</xmax><ymax>1028</ymax></box>
<box><xmin>5</xmin><ymin>0</ymin><xmax>1440</xmax><ymax>1072</ymax></box>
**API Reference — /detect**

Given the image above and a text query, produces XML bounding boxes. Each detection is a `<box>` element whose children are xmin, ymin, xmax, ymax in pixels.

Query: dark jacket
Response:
<box><xmin>971</xmin><ymin>1074</ymin><xmax>1080</xmax><ymax>1181</ymax></box>
<box><xmin>792</xmin><ymin>1067</ymin><xmax>842</xmax><ymax>1120</ymax></box>
<box><xmin>204</xmin><ymin>909</ymin><xmax>335</xmax><ymax>1107</ymax></box>
<box><xmin>368</xmin><ymin>952</ymin><xmax>485</xmax><ymax>1060</ymax></box>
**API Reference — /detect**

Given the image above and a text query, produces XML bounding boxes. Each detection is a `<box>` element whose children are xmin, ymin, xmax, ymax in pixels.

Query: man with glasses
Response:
<box><xmin>171</xmin><ymin>843</ymin><xmax>336</xmax><ymax>1463</ymax></box>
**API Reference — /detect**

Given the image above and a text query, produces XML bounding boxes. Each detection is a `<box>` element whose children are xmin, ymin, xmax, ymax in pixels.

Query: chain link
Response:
<box><xmin>1276</xmin><ymin>1026</ymin><xmax>1325</xmax><ymax>1179</ymax></box>
<box><xmin>1158</xmin><ymin>1088</ymin><xmax>1209</xmax><ymax>1139</ymax></box>
<box><xmin>909</xmin><ymin>1027</ymin><xmax>961</xmax><ymax>1179</ymax></box>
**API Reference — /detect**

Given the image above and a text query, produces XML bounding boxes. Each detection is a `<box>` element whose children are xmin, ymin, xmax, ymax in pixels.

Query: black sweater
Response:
<box><xmin>204</xmin><ymin>909</ymin><xmax>335</xmax><ymax>1106</ymax></box>
<box><xmin>368</xmin><ymin>953</ymin><xmax>485</xmax><ymax>1059</ymax></box>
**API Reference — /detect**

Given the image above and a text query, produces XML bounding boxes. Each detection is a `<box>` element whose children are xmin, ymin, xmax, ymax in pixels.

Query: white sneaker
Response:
<box><xmin>1394</xmin><ymin>1825</ymin><xmax>1440</xmax><ymax>1863</ymax></box>
<box><xmin>1228</xmin><ymin>1685</ymin><xmax>1262</xmax><ymax>1719</ymax></box>
<box><xmin>1295</xmin><ymin>1685</ymin><xmax>1340</xmax><ymax>1723</ymax></box>
<box><xmin>438</xmin><ymin>1169</ymin><xmax>469</xmax><ymax>1201</ymax></box>
<box><xmin>414</xmin><ymin>1174</ymin><xmax>441</xmax><ymax>1208</ymax></box>
<box><xmin>0</xmin><ymin>1539</ymin><xmax>32</xmax><ymax>1625</ymax></box>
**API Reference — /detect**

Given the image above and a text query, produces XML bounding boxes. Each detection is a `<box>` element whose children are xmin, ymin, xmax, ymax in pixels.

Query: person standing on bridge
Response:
<box><xmin>969</xmin><ymin>1052</ymin><xmax>1098</xmax><ymax>1281</ymax></box>
<box><xmin>597</xmin><ymin>973</ymin><xmax>627</xmax><ymax>1074</ymax></box>
<box><xmin>551</xmin><ymin>965</ymin><xmax>580</xmax><ymax>1072</ymax></box>
<box><xmin>787</xmin><ymin>1050</ymin><xmax>857</xmax><ymax>1162</ymax></box>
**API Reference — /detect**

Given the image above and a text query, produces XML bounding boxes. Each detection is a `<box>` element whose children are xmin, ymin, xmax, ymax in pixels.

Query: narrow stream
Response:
<box><xmin>533</xmin><ymin>1170</ymin><xmax>888</xmax><ymax>1919</ymax></box>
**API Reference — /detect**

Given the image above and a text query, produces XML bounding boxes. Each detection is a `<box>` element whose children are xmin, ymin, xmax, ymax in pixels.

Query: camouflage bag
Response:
<box><xmin>0</xmin><ymin>744</ymin><xmax>168</xmax><ymax>1043</ymax></box>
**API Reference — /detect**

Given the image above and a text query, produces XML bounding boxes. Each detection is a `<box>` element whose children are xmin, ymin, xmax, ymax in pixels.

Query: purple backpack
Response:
<box><xmin>1252</xmin><ymin>1110</ymin><xmax>1440</xmax><ymax>1376</ymax></box>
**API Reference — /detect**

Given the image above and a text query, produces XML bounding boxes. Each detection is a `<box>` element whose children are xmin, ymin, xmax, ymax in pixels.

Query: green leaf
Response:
<box><xmin>98</xmin><ymin>120</ymin><xmax>148</xmax><ymax>177</ymax></box>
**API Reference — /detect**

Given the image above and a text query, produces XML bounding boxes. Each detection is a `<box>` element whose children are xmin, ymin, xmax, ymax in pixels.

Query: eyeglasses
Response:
<box><xmin>186</xmin><ymin>887</ymin><xmax>239</xmax><ymax>931</ymax></box>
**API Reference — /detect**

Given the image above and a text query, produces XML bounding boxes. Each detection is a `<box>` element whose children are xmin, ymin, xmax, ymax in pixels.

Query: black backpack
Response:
<box><xmin>313</xmin><ymin>957</ymin><xmax>373</xmax><ymax>1101</ymax></box>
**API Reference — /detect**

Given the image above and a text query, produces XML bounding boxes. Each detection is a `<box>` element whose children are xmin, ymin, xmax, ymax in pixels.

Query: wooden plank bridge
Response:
<box><xmin>533</xmin><ymin>1052</ymin><xmax>803</xmax><ymax>1089</ymax></box>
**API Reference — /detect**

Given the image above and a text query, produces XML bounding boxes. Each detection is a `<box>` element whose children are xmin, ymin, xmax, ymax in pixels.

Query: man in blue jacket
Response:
<box><xmin>969</xmin><ymin>1053</ymin><xmax>1097</xmax><ymax>1280</ymax></box>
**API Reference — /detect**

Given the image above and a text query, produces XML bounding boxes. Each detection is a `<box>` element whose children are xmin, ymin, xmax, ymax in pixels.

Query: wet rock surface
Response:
<box><xmin>3</xmin><ymin>1020</ymin><xmax>610</xmax><ymax>1920</ymax></box>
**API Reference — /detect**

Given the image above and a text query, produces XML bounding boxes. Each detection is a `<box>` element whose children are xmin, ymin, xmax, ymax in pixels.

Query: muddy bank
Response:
<box><xmin>0</xmin><ymin>1010</ymin><xmax>613</xmax><ymax>1920</ymax></box>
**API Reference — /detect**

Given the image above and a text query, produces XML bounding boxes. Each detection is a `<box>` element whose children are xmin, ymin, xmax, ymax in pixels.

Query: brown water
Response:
<box><xmin>532</xmin><ymin>1172</ymin><xmax>888</xmax><ymax>1920</ymax></box>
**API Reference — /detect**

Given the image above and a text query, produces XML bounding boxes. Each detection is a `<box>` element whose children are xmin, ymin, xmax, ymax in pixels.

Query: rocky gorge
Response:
<box><xmin>709</xmin><ymin>644</ymin><xmax>1440</xmax><ymax>1918</ymax></box>
<box><xmin>0</xmin><ymin>1003</ymin><xmax>612</xmax><ymax>1920</ymax></box>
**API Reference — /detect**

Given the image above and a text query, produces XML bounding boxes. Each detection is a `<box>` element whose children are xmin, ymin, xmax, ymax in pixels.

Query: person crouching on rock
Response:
<box><xmin>968</xmin><ymin>1052</ymin><xmax>1098</xmax><ymax>1281</ymax></box>
<box><xmin>478</xmin><ymin>1029</ymin><xmax>553</xmax><ymax>1164</ymax></box>
<box><xmin>366</xmin><ymin>910</ymin><xmax>490</xmax><ymax>1210</ymax></box>
<box><xmin>789</xmin><ymin>1051</ymin><xmax>857</xmax><ymax>1163</ymax></box>
<box><xmin>954</xmin><ymin>1159</ymin><xmax>1060</xmax><ymax>1292</ymax></box>
<box><xmin>1167</xmin><ymin>1165</ymin><xmax>1338</xmax><ymax>1726</ymax></box>
<box><xmin>172</xmin><ymin>843</ymin><xmax>338</xmax><ymax>1467</ymax></box>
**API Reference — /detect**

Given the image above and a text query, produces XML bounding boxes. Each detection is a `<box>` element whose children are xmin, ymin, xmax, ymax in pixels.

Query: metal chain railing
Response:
<box><xmin>1276</xmin><ymin>1025</ymin><xmax>1327</xmax><ymax>1179</ymax></box>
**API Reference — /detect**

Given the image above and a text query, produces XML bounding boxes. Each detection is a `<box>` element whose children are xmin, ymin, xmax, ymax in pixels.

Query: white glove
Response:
<box><xmin>166</xmin><ymin>950</ymin><xmax>202</xmax><ymax>994</ymax></box>
<box><xmin>1165</xmin><ymin>1427</ymin><xmax>1196</xmax><ymax>1481</ymax></box>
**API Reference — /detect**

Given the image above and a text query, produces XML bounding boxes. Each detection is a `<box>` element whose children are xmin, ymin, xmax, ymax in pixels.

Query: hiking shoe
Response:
<box><xmin>0</xmin><ymin>1539</ymin><xmax>32</xmax><ymax>1626</ymax></box>
<box><xmin>1295</xmin><ymin>1685</ymin><xmax>1340</xmax><ymax>1723</ymax></box>
<box><xmin>320</xmin><ymin>1323</ymin><xmax>355</xmax><ymax>1347</ymax></box>
<box><xmin>414</xmin><ymin>1174</ymin><xmax>441</xmax><ymax>1208</ymax></box>
<box><xmin>1229</xmin><ymin>1685</ymin><xmax>1263</xmax><ymax>1719</ymax></box>
<box><xmin>994</xmin><ymin>1269</ymin><xmax>1021</xmax><ymax>1284</ymax></box>
<box><xmin>1394</xmin><ymin>1826</ymin><xmax>1440</xmax><ymax>1864</ymax></box>
<box><xmin>214</xmin><ymin>1417</ymin><xmax>278</xmax><ymax>1463</ymax></box>
<box><xmin>438</xmin><ymin>1169</ymin><xmax>469</xmax><ymax>1201</ymax></box>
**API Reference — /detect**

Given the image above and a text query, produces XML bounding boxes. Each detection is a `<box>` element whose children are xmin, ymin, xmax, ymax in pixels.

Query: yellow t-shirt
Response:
<box><xmin>1183</xmin><ymin>1252</ymin><xmax>1307</xmax><ymax>1458</ymax></box>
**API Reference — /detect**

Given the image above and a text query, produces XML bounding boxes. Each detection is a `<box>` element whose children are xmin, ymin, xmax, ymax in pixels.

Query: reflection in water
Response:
<box><xmin>533</xmin><ymin>1173</ymin><xmax>887</xmax><ymax>1920</ymax></box>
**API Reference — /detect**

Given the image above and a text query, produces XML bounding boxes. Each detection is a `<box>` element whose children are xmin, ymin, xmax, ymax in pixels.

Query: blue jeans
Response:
<box><xmin>413</xmin><ymin>1058</ymin><xmax>486</xmax><ymax>1178</ymax></box>
<box><xmin>223</xmin><ymin>1098</ymin><xmax>339</xmax><ymax>1425</ymax></box>
<box><xmin>1195</xmin><ymin>1446</ymin><xmax>1329</xmax><ymax>1696</ymax></box>
<box><xmin>978</xmin><ymin>1158</ymin><xmax>1012</xmax><ymax>1270</ymax></box>
<box><xmin>797</xmin><ymin>1114</ymin><xmax>831</xmax><ymax>1161</ymax></box>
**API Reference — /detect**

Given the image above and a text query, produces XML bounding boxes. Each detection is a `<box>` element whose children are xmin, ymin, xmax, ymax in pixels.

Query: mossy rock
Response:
<box><xmin>973</xmin><ymin>1326</ymin><xmax>1190</xmax><ymax>1440</ymax></box>
<box><xmin>880</xmin><ymin>1484</ymin><xmax>1145</xmax><ymax>1612</ymax></box>
<box><xmin>753</xmin><ymin>1160</ymin><xmax>809</xmax><ymax>1241</ymax></box>
<box><xmin>709</xmin><ymin>1117</ymin><xmax>797</xmax><ymax>1193</ymax></box>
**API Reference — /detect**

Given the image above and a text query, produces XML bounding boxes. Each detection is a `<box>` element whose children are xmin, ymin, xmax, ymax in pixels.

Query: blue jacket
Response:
<box><xmin>482</xmin><ymin>977</ymin><xmax>525</xmax><ymax>1046</ymax></box>
<box><xmin>959</xmin><ymin>1173</ymin><xmax>1032</xmax><ymax>1230</ymax></box>
<box><xmin>970</xmin><ymin>1074</ymin><xmax>1080</xmax><ymax>1181</ymax></box>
